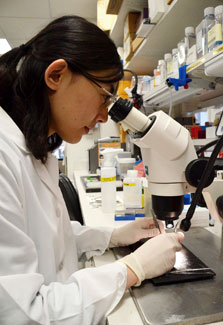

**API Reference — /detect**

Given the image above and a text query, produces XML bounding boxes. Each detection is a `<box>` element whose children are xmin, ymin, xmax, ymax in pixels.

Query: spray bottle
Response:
<box><xmin>100</xmin><ymin>149</ymin><xmax>122</xmax><ymax>213</ymax></box>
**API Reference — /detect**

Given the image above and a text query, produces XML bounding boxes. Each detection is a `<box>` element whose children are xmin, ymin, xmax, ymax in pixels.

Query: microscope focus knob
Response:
<box><xmin>185</xmin><ymin>158</ymin><xmax>215</xmax><ymax>188</ymax></box>
<box><xmin>180</xmin><ymin>218</ymin><xmax>191</xmax><ymax>232</ymax></box>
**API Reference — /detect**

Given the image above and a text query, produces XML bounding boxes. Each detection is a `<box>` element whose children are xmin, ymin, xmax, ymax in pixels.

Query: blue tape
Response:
<box><xmin>115</xmin><ymin>214</ymin><xmax>136</xmax><ymax>221</ymax></box>
<box><xmin>135</xmin><ymin>213</ymin><xmax>145</xmax><ymax>218</ymax></box>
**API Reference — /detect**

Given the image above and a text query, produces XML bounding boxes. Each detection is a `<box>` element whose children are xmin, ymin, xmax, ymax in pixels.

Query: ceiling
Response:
<box><xmin>0</xmin><ymin>0</ymin><xmax>98</xmax><ymax>48</ymax></box>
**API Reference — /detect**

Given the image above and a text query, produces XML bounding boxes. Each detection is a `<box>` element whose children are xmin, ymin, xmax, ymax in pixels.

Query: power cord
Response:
<box><xmin>123</xmin><ymin>69</ymin><xmax>143</xmax><ymax>109</ymax></box>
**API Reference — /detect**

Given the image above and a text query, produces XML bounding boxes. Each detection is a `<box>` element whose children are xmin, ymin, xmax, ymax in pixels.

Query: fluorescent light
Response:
<box><xmin>0</xmin><ymin>39</ymin><xmax>11</xmax><ymax>55</ymax></box>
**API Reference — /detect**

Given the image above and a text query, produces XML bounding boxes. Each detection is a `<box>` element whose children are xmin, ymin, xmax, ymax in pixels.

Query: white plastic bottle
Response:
<box><xmin>177</xmin><ymin>38</ymin><xmax>186</xmax><ymax>66</ymax></box>
<box><xmin>172</xmin><ymin>48</ymin><xmax>179</xmax><ymax>78</ymax></box>
<box><xmin>100</xmin><ymin>151</ymin><xmax>117</xmax><ymax>213</ymax></box>
<box><xmin>154</xmin><ymin>66</ymin><xmax>161</xmax><ymax>87</ymax></box>
<box><xmin>123</xmin><ymin>170</ymin><xmax>142</xmax><ymax>209</ymax></box>
<box><xmin>158</xmin><ymin>59</ymin><xmax>167</xmax><ymax>83</ymax></box>
<box><xmin>101</xmin><ymin>166</ymin><xmax>116</xmax><ymax>213</ymax></box>
<box><xmin>164</xmin><ymin>53</ymin><xmax>173</xmax><ymax>78</ymax></box>
<box><xmin>214</xmin><ymin>5</ymin><xmax>223</xmax><ymax>49</ymax></box>
<box><xmin>185</xmin><ymin>26</ymin><xmax>196</xmax><ymax>64</ymax></box>
<box><xmin>196</xmin><ymin>20</ymin><xmax>205</xmax><ymax>59</ymax></box>
<box><xmin>204</xmin><ymin>7</ymin><xmax>215</xmax><ymax>53</ymax></box>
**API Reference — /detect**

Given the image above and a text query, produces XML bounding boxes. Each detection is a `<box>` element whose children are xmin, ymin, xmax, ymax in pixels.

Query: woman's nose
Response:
<box><xmin>97</xmin><ymin>107</ymin><xmax>108</xmax><ymax>123</ymax></box>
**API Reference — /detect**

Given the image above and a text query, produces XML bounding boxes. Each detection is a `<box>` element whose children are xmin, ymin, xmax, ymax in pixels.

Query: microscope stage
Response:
<box><xmin>113</xmin><ymin>228</ymin><xmax>223</xmax><ymax>324</ymax></box>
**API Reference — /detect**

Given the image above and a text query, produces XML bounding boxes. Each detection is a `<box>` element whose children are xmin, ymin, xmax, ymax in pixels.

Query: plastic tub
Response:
<box><xmin>116</xmin><ymin>157</ymin><xmax>136</xmax><ymax>177</ymax></box>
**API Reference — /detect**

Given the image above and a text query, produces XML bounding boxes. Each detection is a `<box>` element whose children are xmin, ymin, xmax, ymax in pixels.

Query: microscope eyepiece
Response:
<box><xmin>108</xmin><ymin>98</ymin><xmax>133</xmax><ymax>123</ymax></box>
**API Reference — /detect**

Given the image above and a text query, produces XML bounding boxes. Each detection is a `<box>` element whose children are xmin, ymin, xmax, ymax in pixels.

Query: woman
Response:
<box><xmin>0</xmin><ymin>15</ymin><xmax>184</xmax><ymax>324</ymax></box>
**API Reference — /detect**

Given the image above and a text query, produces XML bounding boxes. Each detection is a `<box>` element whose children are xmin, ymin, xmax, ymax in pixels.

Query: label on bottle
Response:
<box><xmin>167</xmin><ymin>61</ymin><xmax>173</xmax><ymax>74</ymax></box>
<box><xmin>101</xmin><ymin>176</ymin><xmax>116</xmax><ymax>182</ymax></box>
<box><xmin>208</xmin><ymin>24</ymin><xmax>223</xmax><ymax>50</ymax></box>
<box><xmin>123</xmin><ymin>182</ymin><xmax>136</xmax><ymax>186</ymax></box>
<box><xmin>186</xmin><ymin>44</ymin><xmax>197</xmax><ymax>65</ymax></box>
<box><xmin>196</xmin><ymin>29</ymin><xmax>203</xmax><ymax>54</ymax></box>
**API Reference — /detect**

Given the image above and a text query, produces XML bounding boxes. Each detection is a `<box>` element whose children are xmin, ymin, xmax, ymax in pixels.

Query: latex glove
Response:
<box><xmin>119</xmin><ymin>232</ymin><xmax>184</xmax><ymax>286</ymax></box>
<box><xmin>109</xmin><ymin>217</ymin><xmax>165</xmax><ymax>248</ymax></box>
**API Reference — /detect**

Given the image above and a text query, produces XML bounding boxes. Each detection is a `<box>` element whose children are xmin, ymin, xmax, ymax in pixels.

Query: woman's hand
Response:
<box><xmin>109</xmin><ymin>217</ymin><xmax>165</xmax><ymax>248</ymax></box>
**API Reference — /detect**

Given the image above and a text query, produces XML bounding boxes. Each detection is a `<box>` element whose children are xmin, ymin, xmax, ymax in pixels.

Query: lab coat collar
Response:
<box><xmin>0</xmin><ymin>106</ymin><xmax>30</xmax><ymax>154</ymax></box>
<box><xmin>0</xmin><ymin>107</ymin><xmax>63</xmax><ymax>201</ymax></box>
<box><xmin>32</xmin><ymin>154</ymin><xmax>63</xmax><ymax>202</ymax></box>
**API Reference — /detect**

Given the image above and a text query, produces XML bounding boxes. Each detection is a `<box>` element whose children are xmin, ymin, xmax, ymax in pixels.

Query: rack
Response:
<box><xmin>121</xmin><ymin>0</ymin><xmax>223</xmax><ymax>75</ymax></box>
<box><xmin>142</xmin><ymin>46</ymin><xmax>223</xmax><ymax>109</ymax></box>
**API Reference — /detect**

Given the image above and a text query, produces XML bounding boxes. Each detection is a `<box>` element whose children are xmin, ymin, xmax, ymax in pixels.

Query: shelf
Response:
<box><xmin>110</xmin><ymin>0</ymin><xmax>148</xmax><ymax>47</ymax></box>
<box><xmin>124</xmin><ymin>0</ymin><xmax>223</xmax><ymax>75</ymax></box>
<box><xmin>142</xmin><ymin>45</ymin><xmax>223</xmax><ymax>109</ymax></box>
<box><xmin>143</xmin><ymin>77</ymin><xmax>214</xmax><ymax>108</ymax></box>
<box><xmin>187</xmin><ymin>45</ymin><xmax>223</xmax><ymax>78</ymax></box>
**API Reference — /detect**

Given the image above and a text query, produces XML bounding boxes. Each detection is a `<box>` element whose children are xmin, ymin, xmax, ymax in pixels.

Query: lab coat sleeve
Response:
<box><xmin>0</xmin><ymin>154</ymin><xmax>127</xmax><ymax>324</ymax></box>
<box><xmin>71</xmin><ymin>221</ymin><xmax>114</xmax><ymax>260</ymax></box>
<box><xmin>0</xmin><ymin>262</ymin><xmax>127</xmax><ymax>325</ymax></box>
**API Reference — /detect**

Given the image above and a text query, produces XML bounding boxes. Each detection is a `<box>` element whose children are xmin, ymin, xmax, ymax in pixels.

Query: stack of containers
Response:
<box><xmin>138</xmin><ymin>5</ymin><xmax>223</xmax><ymax>92</ymax></box>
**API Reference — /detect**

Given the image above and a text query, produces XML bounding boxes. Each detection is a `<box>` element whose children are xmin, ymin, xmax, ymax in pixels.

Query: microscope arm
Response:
<box><xmin>109</xmin><ymin>100</ymin><xmax>197</xmax><ymax>226</ymax></box>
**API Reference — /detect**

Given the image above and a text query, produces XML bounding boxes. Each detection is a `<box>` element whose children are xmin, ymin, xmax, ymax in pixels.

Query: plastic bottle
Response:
<box><xmin>185</xmin><ymin>26</ymin><xmax>196</xmax><ymax>64</ymax></box>
<box><xmin>154</xmin><ymin>66</ymin><xmax>161</xmax><ymax>87</ymax></box>
<box><xmin>172</xmin><ymin>48</ymin><xmax>179</xmax><ymax>78</ymax></box>
<box><xmin>196</xmin><ymin>20</ymin><xmax>205</xmax><ymax>59</ymax></box>
<box><xmin>214</xmin><ymin>5</ymin><xmax>223</xmax><ymax>49</ymax></box>
<box><xmin>185</xmin><ymin>27</ymin><xmax>196</xmax><ymax>52</ymax></box>
<box><xmin>177</xmin><ymin>38</ymin><xmax>186</xmax><ymax>66</ymax></box>
<box><xmin>100</xmin><ymin>152</ymin><xmax>117</xmax><ymax>213</ymax></box>
<box><xmin>204</xmin><ymin>7</ymin><xmax>215</xmax><ymax>53</ymax></box>
<box><xmin>123</xmin><ymin>170</ymin><xmax>142</xmax><ymax>209</ymax></box>
<box><xmin>158</xmin><ymin>59</ymin><xmax>166</xmax><ymax>83</ymax></box>
<box><xmin>164</xmin><ymin>53</ymin><xmax>173</xmax><ymax>78</ymax></box>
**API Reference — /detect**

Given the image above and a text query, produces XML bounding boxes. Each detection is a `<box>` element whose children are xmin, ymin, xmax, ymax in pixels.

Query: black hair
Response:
<box><xmin>0</xmin><ymin>15</ymin><xmax>123</xmax><ymax>163</ymax></box>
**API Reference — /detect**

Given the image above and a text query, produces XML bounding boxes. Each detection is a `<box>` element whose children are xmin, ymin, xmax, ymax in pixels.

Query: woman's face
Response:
<box><xmin>46</xmin><ymin>61</ymin><xmax>118</xmax><ymax>144</ymax></box>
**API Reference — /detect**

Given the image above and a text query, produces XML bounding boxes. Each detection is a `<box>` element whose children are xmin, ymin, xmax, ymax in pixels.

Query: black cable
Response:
<box><xmin>196</xmin><ymin>139</ymin><xmax>219</xmax><ymax>156</ymax></box>
<box><xmin>180</xmin><ymin>134</ymin><xmax>223</xmax><ymax>231</ymax></box>
<box><xmin>123</xmin><ymin>68</ymin><xmax>138</xmax><ymax>96</ymax></box>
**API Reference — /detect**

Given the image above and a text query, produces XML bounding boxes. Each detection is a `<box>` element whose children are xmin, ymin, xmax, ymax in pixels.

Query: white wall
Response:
<box><xmin>65</xmin><ymin>118</ymin><xmax>120</xmax><ymax>180</ymax></box>
<box><xmin>99</xmin><ymin>116</ymin><xmax>120</xmax><ymax>138</ymax></box>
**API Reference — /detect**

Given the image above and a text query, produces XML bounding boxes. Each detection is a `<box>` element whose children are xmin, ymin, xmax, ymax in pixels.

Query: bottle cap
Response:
<box><xmin>185</xmin><ymin>26</ymin><xmax>195</xmax><ymax>35</ymax></box>
<box><xmin>127</xmin><ymin>170</ymin><xmax>138</xmax><ymax>178</ymax></box>
<box><xmin>172</xmin><ymin>48</ymin><xmax>178</xmax><ymax>55</ymax></box>
<box><xmin>204</xmin><ymin>7</ymin><xmax>214</xmax><ymax>17</ymax></box>
<box><xmin>215</xmin><ymin>5</ymin><xmax>223</xmax><ymax>15</ymax></box>
<box><xmin>158</xmin><ymin>59</ymin><xmax>165</xmax><ymax>65</ymax></box>
<box><xmin>164</xmin><ymin>53</ymin><xmax>172</xmax><ymax>61</ymax></box>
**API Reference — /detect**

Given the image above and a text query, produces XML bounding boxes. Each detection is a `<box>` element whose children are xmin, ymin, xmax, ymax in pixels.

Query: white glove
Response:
<box><xmin>119</xmin><ymin>232</ymin><xmax>184</xmax><ymax>286</ymax></box>
<box><xmin>109</xmin><ymin>217</ymin><xmax>164</xmax><ymax>248</ymax></box>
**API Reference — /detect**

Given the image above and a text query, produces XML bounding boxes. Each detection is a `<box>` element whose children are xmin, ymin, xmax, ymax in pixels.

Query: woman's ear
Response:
<box><xmin>44</xmin><ymin>59</ymin><xmax>68</xmax><ymax>91</ymax></box>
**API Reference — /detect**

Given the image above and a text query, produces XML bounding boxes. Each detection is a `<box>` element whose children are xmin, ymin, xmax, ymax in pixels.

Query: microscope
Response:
<box><xmin>108</xmin><ymin>97</ymin><xmax>223</xmax><ymax>231</ymax></box>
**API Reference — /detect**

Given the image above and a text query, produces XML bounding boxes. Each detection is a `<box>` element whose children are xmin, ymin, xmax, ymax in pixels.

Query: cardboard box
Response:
<box><xmin>135</xmin><ymin>8</ymin><xmax>149</xmax><ymax>32</ymax></box>
<box><xmin>124</xmin><ymin>12</ymin><xmax>140</xmax><ymax>41</ymax></box>
<box><xmin>136</xmin><ymin>19</ymin><xmax>154</xmax><ymax>38</ymax></box>
<box><xmin>132</xmin><ymin>37</ymin><xmax>144</xmax><ymax>53</ymax></box>
<box><xmin>123</xmin><ymin>34</ymin><xmax>134</xmax><ymax>63</ymax></box>
<box><xmin>106</xmin><ymin>0</ymin><xmax>123</xmax><ymax>15</ymax></box>
<box><xmin>148</xmin><ymin>0</ymin><xmax>168</xmax><ymax>24</ymax></box>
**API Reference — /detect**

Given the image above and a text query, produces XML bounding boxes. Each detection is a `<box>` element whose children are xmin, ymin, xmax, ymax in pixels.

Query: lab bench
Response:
<box><xmin>73</xmin><ymin>170</ymin><xmax>223</xmax><ymax>325</ymax></box>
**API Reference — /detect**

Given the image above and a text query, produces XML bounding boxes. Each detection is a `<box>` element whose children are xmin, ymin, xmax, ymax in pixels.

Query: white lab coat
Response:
<box><xmin>0</xmin><ymin>107</ymin><xmax>127</xmax><ymax>324</ymax></box>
